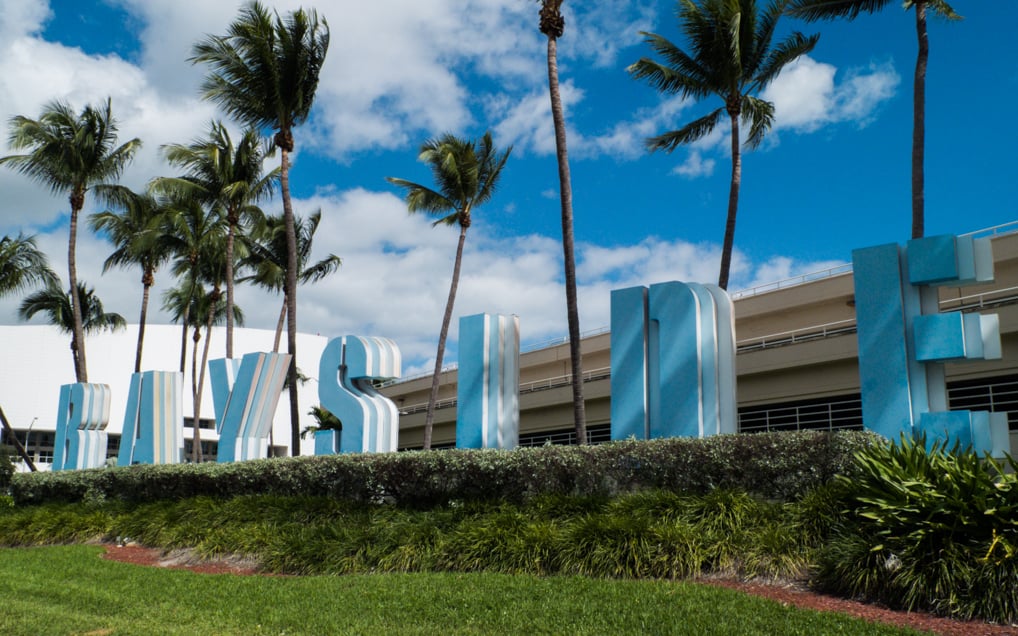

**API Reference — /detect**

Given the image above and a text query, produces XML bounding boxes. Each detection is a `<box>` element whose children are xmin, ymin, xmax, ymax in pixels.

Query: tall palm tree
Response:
<box><xmin>89</xmin><ymin>187</ymin><xmax>173</xmax><ymax>373</ymax></box>
<box><xmin>19</xmin><ymin>280</ymin><xmax>126</xmax><ymax>373</ymax></box>
<box><xmin>386</xmin><ymin>132</ymin><xmax>511</xmax><ymax>450</ymax></box>
<box><xmin>0</xmin><ymin>99</ymin><xmax>140</xmax><ymax>382</ymax></box>
<box><xmin>191</xmin><ymin>0</ymin><xmax>329</xmax><ymax>456</ymax></box>
<box><xmin>239</xmin><ymin>210</ymin><xmax>341</xmax><ymax>352</ymax></box>
<box><xmin>0</xmin><ymin>234</ymin><xmax>57</xmax><ymax>297</ymax></box>
<box><xmin>629</xmin><ymin>0</ymin><xmax>818</xmax><ymax>290</ymax></box>
<box><xmin>787</xmin><ymin>0</ymin><xmax>960</xmax><ymax>239</ymax></box>
<box><xmin>158</xmin><ymin>121</ymin><xmax>277</xmax><ymax>358</ymax></box>
<box><xmin>539</xmin><ymin>0</ymin><xmax>587</xmax><ymax>444</ymax></box>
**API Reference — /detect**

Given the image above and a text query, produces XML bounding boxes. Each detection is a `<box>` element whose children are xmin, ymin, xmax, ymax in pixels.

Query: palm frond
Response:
<box><xmin>741</xmin><ymin>95</ymin><xmax>775</xmax><ymax>148</ymax></box>
<box><xmin>0</xmin><ymin>234</ymin><xmax>57</xmax><ymax>296</ymax></box>
<box><xmin>647</xmin><ymin>107</ymin><xmax>724</xmax><ymax>152</ymax></box>
<box><xmin>751</xmin><ymin>31</ymin><xmax>819</xmax><ymax>91</ymax></box>
<box><xmin>785</xmin><ymin>0</ymin><xmax>894</xmax><ymax>21</ymax></box>
<box><xmin>191</xmin><ymin>1</ymin><xmax>329</xmax><ymax>135</ymax></box>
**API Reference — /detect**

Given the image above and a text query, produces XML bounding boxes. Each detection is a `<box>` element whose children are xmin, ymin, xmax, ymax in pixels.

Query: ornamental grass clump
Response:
<box><xmin>815</xmin><ymin>436</ymin><xmax>1018</xmax><ymax>623</ymax></box>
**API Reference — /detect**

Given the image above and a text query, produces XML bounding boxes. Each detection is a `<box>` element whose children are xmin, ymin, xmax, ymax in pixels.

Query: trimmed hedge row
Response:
<box><xmin>10</xmin><ymin>431</ymin><xmax>880</xmax><ymax>507</ymax></box>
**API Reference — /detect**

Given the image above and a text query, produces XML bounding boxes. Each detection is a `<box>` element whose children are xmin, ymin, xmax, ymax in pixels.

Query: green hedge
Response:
<box><xmin>10</xmin><ymin>431</ymin><xmax>879</xmax><ymax>507</ymax></box>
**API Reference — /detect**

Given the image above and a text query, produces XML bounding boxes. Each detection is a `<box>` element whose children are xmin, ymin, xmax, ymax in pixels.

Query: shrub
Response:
<box><xmin>0</xmin><ymin>447</ymin><xmax>14</xmax><ymax>489</ymax></box>
<box><xmin>10</xmin><ymin>431</ymin><xmax>879</xmax><ymax>508</ymax></box>
<box><xmin>815</xmin><ymin>436</ymin><xmax>1018</xmax><ymax>624</ymax></box>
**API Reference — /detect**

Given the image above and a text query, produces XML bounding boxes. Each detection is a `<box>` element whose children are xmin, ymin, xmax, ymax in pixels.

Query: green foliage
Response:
<box><xmin>8</xmin><ymin>431</ymin><xmax>1018</xmax><ymax>624</ymax></box>
<box><xmin>18</xmin><ymin>279</ymin><xmax>127</xmax><ymax>335</ymax></box>
<box><xmin>0</xmin><ymin>490</ymin><xmax>808</xmax><ymax>583</ymax></box>
<box><xmin>0</xmin><ymin>233</ymin><xmax>57</xmax><ymax>298</ymax></box>
<box><xmin>0</xmin><ymin>448</ymin><xmax>14</xmax><ymax>489</ymax></box>
<box><xmin>0</xmin><ymin>502</ymin><xmax>116</xmax><ymax>545</ymax></box>
<box><xmin>10</xmin><ymin>431</ymin><xmax>878</xmax><ymax>507</ymax></box>
<box><xmin>816</xmin><ymin>437</ymin><xmax>1018</xmax><ymax>623</ymax></box>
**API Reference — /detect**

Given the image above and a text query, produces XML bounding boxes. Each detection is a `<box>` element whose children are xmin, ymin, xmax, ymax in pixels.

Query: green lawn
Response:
<box><xmin>0</xmin><ymin>545</ymin><xmax>922</xmax><ymax>636</ymax></box>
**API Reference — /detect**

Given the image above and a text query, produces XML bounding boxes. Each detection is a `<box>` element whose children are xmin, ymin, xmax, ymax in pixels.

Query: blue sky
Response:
<box><xmin>0</xmin><ymin>0</ymin><xmax>1014</xmax><ymax>375</ymax></box>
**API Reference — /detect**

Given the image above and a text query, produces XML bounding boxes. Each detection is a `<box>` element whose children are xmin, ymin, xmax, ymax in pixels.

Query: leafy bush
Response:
<box><xmin>10</xmin><ymin>431</ymin><xmax>879</xmax><ymax>507</ymax></box>
<box><xmin>0</xmin><ymin>489</ymin><xmax>813</xmax><ymax>582</ymax></box>
<box><xmin>815</xmin><ymin>436</ymin><xmax>1018</xmax><ymax>624</ymax></box>
<box><xmin>0</xmin><ymin>447</ymin><xmax>14</xmax><ymax>489</ymax></box>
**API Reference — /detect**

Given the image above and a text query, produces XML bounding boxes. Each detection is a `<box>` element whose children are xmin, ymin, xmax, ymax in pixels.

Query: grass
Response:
<box><xmin>0</xmin><ymin>545</ymin><xmax>924</xmax><ymax>636</ymax></box>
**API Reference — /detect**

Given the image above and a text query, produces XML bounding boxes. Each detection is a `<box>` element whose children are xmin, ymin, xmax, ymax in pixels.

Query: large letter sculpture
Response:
<box><xmin>318</xmin><ymin>336</ymin><xmax>401</xmax><ymax>453</ymax></box>
<box><xmin>853</xmin><ymin>234</ymin><xmax>1009</xmax><ymax>456</ymax></box>
<box><xmin>118</xmin><ymin>371</ymin><xmax>183</xmax><ymax>465</ymax></box>
<box><xmin>209</xmin><ymin>352</ymin><xmax>292</xmax><ymax>462</ymax></box>
<box><xmin>52</xmin><ymin>383</ymin><xmax>111</xmax><ymax>470</ymax></box>
<box><xmin>457</xmin><ymin>313</ymin><xmax>520</xmax><ymax>449</ymax></box>
<box><xmin>610</xmin><ymin>282</ymin><xmax>737</xmax><ymax>440</ymax></box>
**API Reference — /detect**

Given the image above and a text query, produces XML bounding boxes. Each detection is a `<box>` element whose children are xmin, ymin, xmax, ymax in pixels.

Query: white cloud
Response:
<box><xmin>673</xmin><ymin>151</ymin><xmax>716</xmax><ymax>178</ymax></box>
<box><xmin>107</xmin><ymin>0</ymin><xmax>653</xmax><ymax>160</ymax></box>
<box><xmin>763</xmin><ymin>56</ymin><xmax>900</xmax><ymax>133</ymax></box>
<box><xmin>0</xmin><ymin>0</ymin><xmax>49</xmax><ymax>42</ymax></box>
<box><xmin>0</xmin><ymin>17</ymin><xmax>216</xmax><ymax>228</ymax></box>
<box><xmin>833</xmin><ymin>61</ymin><xmax>900</xmax><ymax>125</ymax></box>
<box><xmin>490</xmin><ymin>82</ymin><xmax>584</xmax><ymax>156</ymax></box>
<box><xmin>738</xmin><ymin>256</ymin><xmax>848</xmax><ymax>293</ymax></box>
<box><xmin>564</xmin><ymin>0</ymin><xmax>658</xmax><ymax>69</ymax></box>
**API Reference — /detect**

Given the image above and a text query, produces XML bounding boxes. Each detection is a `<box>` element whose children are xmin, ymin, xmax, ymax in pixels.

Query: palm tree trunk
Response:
<box><xmin>225</xmin><ymin>214</ymin><xmax>236</xmax><ymax>358</ymax></box>
<box><xmin>546</xmin><ymin>32</ymin><xmax>587</xmax><ymax>444</ymax></box>
<box><xmin>423</xmin><ymin>223</ymin><xmax>468</xmax><ymax>450</ymax></box>
<box><xmin>178</xmin><ymin>303</ymin><xmax>190</xmax><ymax>374</ymax></box>
<box><xmin>273</xmin><ymin>297</ymin><xmax>286</xmax><ymax>353</ymax></box>
<box><xmin>280</xmin><ymin>144</ymin><xmax>301</xmax><ymax>457</ymax></box>
<box><xmin>68</xmin><ymin>195</ymin><xmax>87</xmax><ymax>382</ymax></box>
<box><xmin>911</xmin><ymin>0</ymin><xmax>928</xmax><ymax>240</ymax></box>
<box><xmin>193</xmin><ymin>314</ymin><xmax>216</xmax><ymax>464</ymax></box>
<box><xmin>134</xmin><ymin>273</ymin><xmax>152</xmax><ymax>374</ymax></box>
<box><xmin>191</xmin><ymin>325</ymin><xmax>203</xmax><ymax>462</ymax></box>
<box><xmin>718</xmin><ymin>113</ymin><xmax>742</xmax><ymax>291</ymax></box>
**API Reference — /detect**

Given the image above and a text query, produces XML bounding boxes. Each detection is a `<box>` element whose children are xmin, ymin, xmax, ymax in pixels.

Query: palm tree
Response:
<box><xmin>191</xmin><ymin>0</ymin><xmax>329</xmax><ymax>456</ymax></box>
<box><xmin>629</xmin><ymin>0</ymin><xmax>818</xmax><ymax>290</ymax></box>
<box><xmin>158</xmin><ymin>196</ymin><xmax>227</xmax><ymax>375</ymax></box>
<box><xmin>0</xmin><ymin>234</ymin><xmax>57</xmax><ymax>297</ymax></box>
<box><xmin>0</xmin><ymin>99</ymin><xmax>140</xmax><ymax>382</ymax></box>
<box><xmin>538</xmin><ymin>0</ymin><xmax>587</xmax><ymax>444</ymax></box>
<box><xmin>89</xmin><ymin>187</ymin><xmax>173</xmax><ymax>373</ymax></box>
<box><xmin>386</xmin><ymin>132</ymin><xmax>511</xmax><ymax>450</ymax></box>
<box><xmin>19</xmin><ymin>280</ymin><xmax>126</xmax><ymax>373</ymax></box>
<box><xmin>162</xmin><ymin>274</ymin><xmax>241</xmax><ymax>463</ymax></box>
<box><xmin>301</xmin><ymin>404</ymin><xmax>341</xmax><ymax>439</ymax></box>
<box><xmin>239</xmin><ymin>210</ymin><xmax>341</xmax><ymax>352</ymax></box>
<box><xmin>786</xmin><ymin>0</ymin><xmax>960</xmax><ymax>239</ymax></box>
<box><xmin>158</xmin><ymin>121</ymin><xmax>277</xmax><ymax>358</ymax></box>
